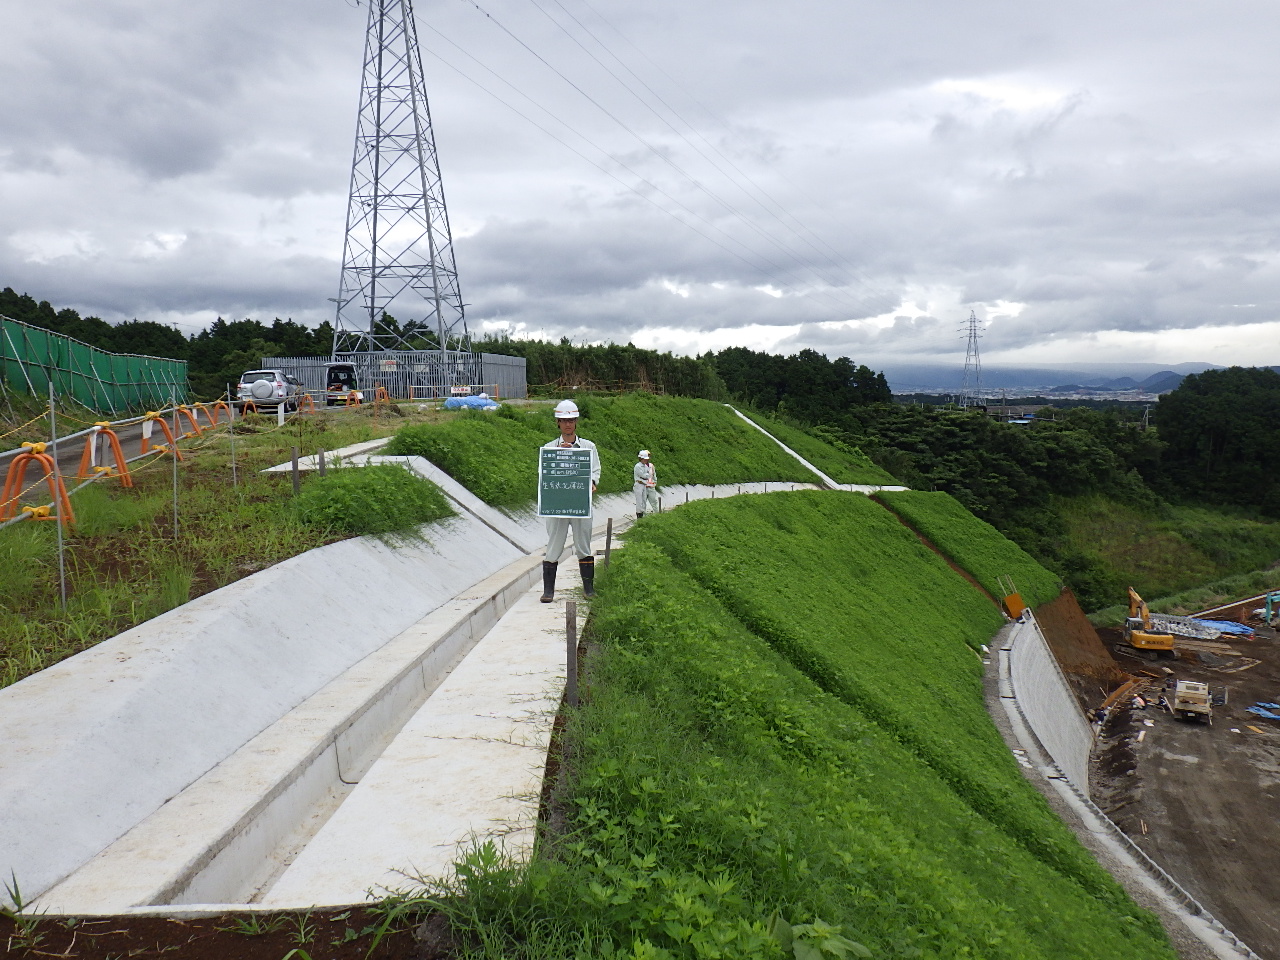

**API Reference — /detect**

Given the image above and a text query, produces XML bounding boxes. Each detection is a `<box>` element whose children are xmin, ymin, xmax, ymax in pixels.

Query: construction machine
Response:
<box><xmin>1120</xmin><ymin>587</ymin><xmax>1177</xmax><ymax>660</ymax></box>
<box><xmin>1167</xmin><ymin>680</ymin><xmax>1213</xmax><ymax>724</ymax></box>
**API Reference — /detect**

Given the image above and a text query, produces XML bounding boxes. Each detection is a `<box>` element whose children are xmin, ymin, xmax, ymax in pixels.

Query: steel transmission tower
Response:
<box><xmin>332</xmin><ymin>0</ymin><xmax>470</xmax><ymax>357</ymax></box>
<box><xmin>958</xmin><ymin>310</ymin><xmax>984</xmax><ymax>408</ymax></box>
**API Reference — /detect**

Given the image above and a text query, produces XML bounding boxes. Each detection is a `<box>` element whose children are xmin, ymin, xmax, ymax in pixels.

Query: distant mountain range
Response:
<box><xmin>1045</xmin><ymin>370</ymin><xmax>1187</xmax><ymax>395</ymax></box>
<box><xmin>877</xmin><ymin>362</ymin><xmax>1222</xmax><ymax>395</ymax></box>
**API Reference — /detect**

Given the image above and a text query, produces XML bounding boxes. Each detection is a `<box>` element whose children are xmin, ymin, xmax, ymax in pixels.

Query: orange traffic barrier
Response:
<box><xmin>241</xmin><ymin>399</ymin><xmax>259</xmax><ymax>414</ymax></box>
<box><xmin>344</xmin><ymin>391</ymin><xmax>362</xmax><ymax>406</ymax></box>
<box><xmin>76</xmin><ymin>423</ymin><xmax>134</xmax><ymax>488</ymax></box>
<box><xmin>296</xmin><ymin>394</ymin><xmax>316</xmax><ymax>413</ymax></box>
<box><xmin>139</xmin><ymin>412</ymin><xmax>184</xmax><ymax>461</ymax></box>
<box><xmin>176</xmin><ymin>405</ymin><xmax>203</xmax><ymax>438</ymax></box>
<box><xmin>1</xmin><ymin>442</ymin><xmax>74</xmax><ymax>523</ymax></box>
<box><xmin>195</xmin><ymin>401</ymin><xmax>230</xmax><ymax>428</ymax></box>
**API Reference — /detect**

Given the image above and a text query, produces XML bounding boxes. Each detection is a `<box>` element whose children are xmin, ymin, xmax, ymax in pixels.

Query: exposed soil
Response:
<box><xmin>1035</xmin><ymin>589</ymin><xmax>1130</xmax><ymax>712</ymax></box>
<box><xmin>0</xmin><ymin>907</ymin><xmax>447</xmax><ymax>959</ymax></box>
<box><xmin>1088</xmin><ymin>616</ymin><xmax>1280</xmax><ymax>959</ymax></box>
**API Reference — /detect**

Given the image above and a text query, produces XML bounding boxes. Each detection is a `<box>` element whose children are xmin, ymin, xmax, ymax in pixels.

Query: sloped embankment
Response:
<box><xmin>460</xmin><ymin>492</ymin><xmax>1175</xmax><ymax>958</ymax></box>
<box><xmin>876</xmin><ymin>491</ymin><xmax>1128</xmax><ymax>705</ymax></box>
<box><xmin>384</xmin><ymin>393</ymin><xmax>831</xmax><ymax>507</ymax></box>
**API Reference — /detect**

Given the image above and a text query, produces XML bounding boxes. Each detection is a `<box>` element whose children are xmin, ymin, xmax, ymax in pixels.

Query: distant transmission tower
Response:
<box><xmin>332</xmin><ymin>0</ymin><xmax>470</xmax><ymax>356</ymax></box>
<box><xmin>958</xmin><ymin>310</ymin><xmax>984</xmax><ymax>408</ymax></box>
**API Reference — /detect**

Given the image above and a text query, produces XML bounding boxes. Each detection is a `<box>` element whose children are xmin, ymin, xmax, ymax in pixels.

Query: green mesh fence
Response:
<box><xmin>0</xmin><ymin>315</ymin><xmax>188</xmax><ymax>415</ymax></box>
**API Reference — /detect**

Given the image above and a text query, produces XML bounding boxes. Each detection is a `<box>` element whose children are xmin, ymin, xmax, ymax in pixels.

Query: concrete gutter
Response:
<box><xmin>724</xmin><ymin>404</ymin><xmax>908</xmax><ymax>493</ymax></box>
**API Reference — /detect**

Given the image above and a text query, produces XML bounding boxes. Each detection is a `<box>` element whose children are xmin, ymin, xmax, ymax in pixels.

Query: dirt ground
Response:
<box><xmin>0</xmin><ymin>907</ymin><xmax>453</xmax><ymax>959</ymax></box>
<box><xmin>1089</xmin><ymin>616</ymin><xmax>1280</xmax><ymax>959</ymax></box>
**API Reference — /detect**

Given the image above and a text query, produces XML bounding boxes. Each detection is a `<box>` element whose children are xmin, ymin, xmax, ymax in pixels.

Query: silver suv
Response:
<box><xmin>237</xmin><ymin>369</ymin><xmax>304</xmax><ymax>410</ymax></box>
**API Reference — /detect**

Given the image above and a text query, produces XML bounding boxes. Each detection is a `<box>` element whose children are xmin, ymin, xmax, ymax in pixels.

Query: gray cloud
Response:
<box><xmin>3</xmin><ymin>0</ymin><xmax>1280</xmax><ymax>366</ymax></box>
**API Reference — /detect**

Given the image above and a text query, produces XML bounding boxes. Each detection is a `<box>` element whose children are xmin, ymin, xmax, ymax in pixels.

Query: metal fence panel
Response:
<box><xmin>265</xmin><ymin>351</ymin><xmax>527</xmax><ymax>401</ymax></box>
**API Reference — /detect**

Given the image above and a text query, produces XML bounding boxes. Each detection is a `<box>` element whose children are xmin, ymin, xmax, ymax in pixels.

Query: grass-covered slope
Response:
<box><xmin>431</xmin><ymin>493</ymin><xmax>1172</xmax><ymax>959</ymax></box>
<box><xmin>736</xmin><ymin>408</ymin><xmax>897</xmax><ymax>485</ymax></box>
<box><xmin>385</xmin><ymin>393</ymin><xmax>821</xmax><ymax>508</ymax></box>
<box><xmin>876</xmin><ymin>490</ymin><xmax>1062</xmax><ymax>608</ymax></box>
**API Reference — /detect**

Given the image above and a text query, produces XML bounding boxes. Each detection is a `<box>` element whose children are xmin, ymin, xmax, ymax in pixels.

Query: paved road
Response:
<box><xmin>0</xmin><ymin>408</ymin><xmax>242</xmax><ymax>510</ymax></box>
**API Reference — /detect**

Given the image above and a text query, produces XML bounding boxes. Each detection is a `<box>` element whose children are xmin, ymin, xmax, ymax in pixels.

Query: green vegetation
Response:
<box><xmin>1090</xmin><ymin>565</ymin><xmax>1280</xmax><ymax>626</ymax></box>
<box><xmin>711</xmin><ymin>346</ymin><xmax>891</xmax><ymax>421</ymax></box>
<box><xmin>387</xmin><ymin>409</ymin><xmax>547</xmax><ymax>509</ymax></box>
<box><xmin>408</xmin><ymin>494</ymin><xmax>1172</xmax><ymax>959</ymax></box>
<box><xmin>293</xmin><ymin>463</ymin><xmax>452</xmax><ymax>536</ymax></box>
<box><xmin>876</xmin><ymin>490</ymin><xmax>1061</xmax><ymax>607</ymax></box>
<box><xmin>386</xmin><ymin>394</ymin><xmax>822</xmax><ymax>508</ymax></box>
<box><xmin>1156</xmin><ymin>366</ymin><xmax>1280</xmax><ymax>515</ymax></box>
<box><xmin>477</xmin><ymin>336</ymin><xmax>728</xmax><ymax>399</ymax></box>
<box><xmin>0</xmin><ymin>404</ymin><xmax>450</xmax><ymax>690</ymax></box>
<box><xmin>1055</xmin><ymin>497</ymin><xmax>1280</xmax><ymax>611</ymax></box>
<box><xmin>736</xmin><ymin>409</ymin><xmax>896</xmax><ymax>485</ymax></box>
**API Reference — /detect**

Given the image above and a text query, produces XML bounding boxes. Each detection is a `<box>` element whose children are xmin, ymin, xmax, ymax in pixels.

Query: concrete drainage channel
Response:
<box><xmin>3</xmin><ymin>432</ymin><xmax>903</xmax><ymax>915</ymax></box>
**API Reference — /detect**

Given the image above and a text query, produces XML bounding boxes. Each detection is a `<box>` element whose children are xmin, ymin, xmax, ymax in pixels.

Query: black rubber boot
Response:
<box><xmin>540</xmin><ymin>560</ymin><xmax>558</xmax><ymax>603</ymax></box>
<box><xmin>579</xmin><ymin>556</ymin><xmax>596</xmax><ymax>598</ymax></box>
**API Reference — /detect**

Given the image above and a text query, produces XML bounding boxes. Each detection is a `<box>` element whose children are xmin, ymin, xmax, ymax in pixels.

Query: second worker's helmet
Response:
<box><xmin>554</xmin><ymin>399</ymin><xmax>580</xmax><ymax>419</ymax></box>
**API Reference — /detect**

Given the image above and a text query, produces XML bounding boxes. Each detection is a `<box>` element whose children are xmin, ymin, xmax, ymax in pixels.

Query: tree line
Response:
<box><xmin>1</xmin><ymin>288</ymin><xmax>896</xmax><ymax>417</ymax></box>
<box><xmin>8</xmin><ymin>285</ymin><xmax>1272</xmax><ymax>568</ymax></box>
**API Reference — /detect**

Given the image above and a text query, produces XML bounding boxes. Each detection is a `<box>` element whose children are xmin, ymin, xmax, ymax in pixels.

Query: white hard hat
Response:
<box><xmin>554</xmin><ymin>399</ymin><xmax>579</xmax><ymax>419</ymax></box>
<box><xmin>639</xmin><ymin>449</ymin><xmax>650</xmax><ymax>459</ymax></box>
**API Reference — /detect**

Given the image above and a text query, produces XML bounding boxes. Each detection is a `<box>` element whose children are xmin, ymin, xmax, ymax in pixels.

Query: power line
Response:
<box><xmin>450</xmin><ymin>0</ymin><xmax>887</xmax><ymax>318</ymax></box>
<box><xmin>420</xmin><ymin>24</ymin><xmax>881</xmax><ymax>320</ymax></box>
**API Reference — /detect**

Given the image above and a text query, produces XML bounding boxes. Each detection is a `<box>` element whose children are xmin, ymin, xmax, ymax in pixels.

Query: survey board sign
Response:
<box><xmin>538</xmin><ymin>448</ymin><xmax>593</xmax><ymax>518</ymax></box>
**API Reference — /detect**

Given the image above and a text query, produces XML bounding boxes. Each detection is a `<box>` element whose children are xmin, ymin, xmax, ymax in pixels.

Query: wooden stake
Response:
<box><xmin>566</xmin><ymin>600</ymin><xmax>578</xmax><ymax>708</ymax></box>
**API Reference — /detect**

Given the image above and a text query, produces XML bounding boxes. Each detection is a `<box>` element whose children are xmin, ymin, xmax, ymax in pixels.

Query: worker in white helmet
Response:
<box><xmin>633</xmin><ymin>449</ymin><xmax>658</xmax><ymax>519</ymax></box>
<box><xmin>541</xmin><ymin>398</ymin><xmax>601</xmax><ymax>602</ymax></box>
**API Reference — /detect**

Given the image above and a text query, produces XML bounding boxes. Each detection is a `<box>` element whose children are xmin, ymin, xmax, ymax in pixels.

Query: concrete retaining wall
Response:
<box><xmin>1000</xmin><ymin>612</ymin><xmax>1094</xmax><ymax>793</ymax></box>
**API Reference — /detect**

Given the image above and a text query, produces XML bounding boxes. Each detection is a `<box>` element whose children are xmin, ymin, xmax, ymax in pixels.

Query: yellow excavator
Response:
<box><xmin>1121</xmin><ymin>587</ymin><xmax>1177</xmax><ymax>660</ymax></box>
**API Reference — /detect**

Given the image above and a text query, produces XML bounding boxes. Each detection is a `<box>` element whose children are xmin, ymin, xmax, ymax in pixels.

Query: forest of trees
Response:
<box><xmin>1</xmin><ymin>288</ymin><xmax>897</xmax><ymax>418</ymax></box>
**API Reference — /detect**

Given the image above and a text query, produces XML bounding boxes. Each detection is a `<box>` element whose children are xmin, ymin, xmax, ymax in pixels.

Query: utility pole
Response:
<box><xmin>332</xmin><ymin>0</ymin><xmax>470</xmax><ymax>360</ymax></box>
<box><xmin>958</xmin><ymin>311</ymin><xmax>983</xmax><ymax>410</ymax></box>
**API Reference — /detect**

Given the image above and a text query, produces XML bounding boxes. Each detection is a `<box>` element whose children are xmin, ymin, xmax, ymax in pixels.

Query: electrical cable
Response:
<box><xmin>450</xmin><ymin>0</ymin><xmax>868</xmax><ymax>316</ymax></box>
<box><xmin>420</xmin><ymin>30</ymin><xmax>830</xmax><ymax>293</ymax></box>
<box><xmin>525</xmin><ymin>0</ymin><xmax>894</xmax><ymax>316</ymax></box>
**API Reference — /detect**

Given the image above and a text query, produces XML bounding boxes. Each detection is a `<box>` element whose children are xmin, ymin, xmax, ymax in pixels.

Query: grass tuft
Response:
<box><xmin>292</xmin><ymin>463</ymin><xmax>454</xmax><ymax>537</ymax></box>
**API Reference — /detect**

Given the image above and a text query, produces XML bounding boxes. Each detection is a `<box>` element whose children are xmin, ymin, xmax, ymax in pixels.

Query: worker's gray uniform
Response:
<box><xmin>543</xmin><ymin>436</ymin><xmax>601</xmax><ymax>562</ymax></box>
<box><xmin>633</xmin><ymin>460</ymin><xmax>658</xmax><ymax>513</ymax></box>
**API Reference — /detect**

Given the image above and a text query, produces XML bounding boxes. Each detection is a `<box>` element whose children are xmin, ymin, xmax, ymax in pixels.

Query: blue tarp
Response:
<box><xmin>1194</xmin><ymin>619</ymin><xmax>1254</xmax><ymax>637</ymax></box>
<box><xmin>1246</xmin><ymin>705</ymin><xmax>1280</xmax><ymax>720</ymax></box>
<box><xmin>443</xmin><ymin>395</ymin><xmax>500</xmax><ymax>410</ymax></box>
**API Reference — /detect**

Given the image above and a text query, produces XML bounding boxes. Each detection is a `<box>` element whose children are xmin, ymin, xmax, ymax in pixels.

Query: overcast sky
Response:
<box><xmin>4</xmin><ymin>0</ymin><xmax>1280</xmax><ymax>369</ymax></box>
